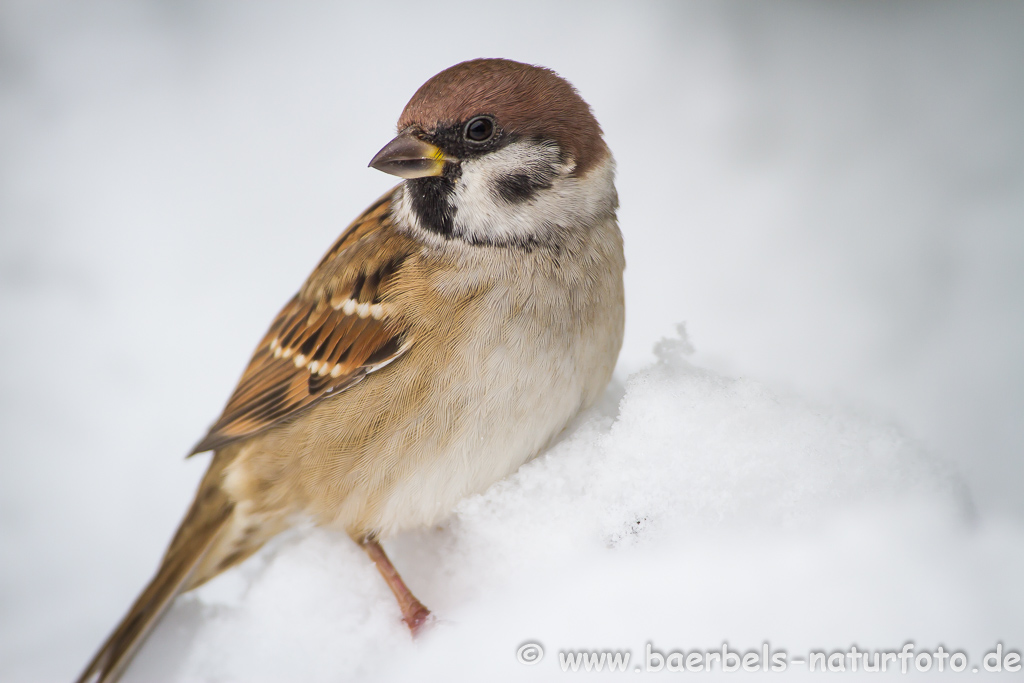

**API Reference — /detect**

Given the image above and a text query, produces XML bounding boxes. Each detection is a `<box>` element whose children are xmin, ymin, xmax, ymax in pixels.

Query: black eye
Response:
<box><xmin>464</xmin><ymin>116</ymin><xmax>495</xmax><ymax>142</ymax></box>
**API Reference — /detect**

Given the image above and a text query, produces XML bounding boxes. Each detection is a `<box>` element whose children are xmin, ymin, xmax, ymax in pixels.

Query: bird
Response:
<box><xmin>76</xmin><ymin>57</ymin><xmax>624</xmax><ymax>683</ymax></box>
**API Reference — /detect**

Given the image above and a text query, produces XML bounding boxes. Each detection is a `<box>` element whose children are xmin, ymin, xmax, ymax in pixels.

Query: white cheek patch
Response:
<box><xmin>450</xmin><ymin>141</ymin><xmax>615</xmax><ymax>246</ymax></box>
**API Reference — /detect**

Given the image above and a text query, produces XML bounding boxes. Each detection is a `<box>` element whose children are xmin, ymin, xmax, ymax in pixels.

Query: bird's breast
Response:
<box><xmin>227</xmin><ymin>217</ymin><xmax>624</xmax><ymax>540</ymax></box>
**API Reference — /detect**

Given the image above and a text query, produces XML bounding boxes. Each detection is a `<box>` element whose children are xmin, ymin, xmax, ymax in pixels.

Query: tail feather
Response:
<box><xmin>76</xmin><ymin>460</ymin><xmax>237</xmax><ymax>683</ymax></box>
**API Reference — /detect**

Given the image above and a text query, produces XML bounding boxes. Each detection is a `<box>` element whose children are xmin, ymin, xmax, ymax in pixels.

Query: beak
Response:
<box><xmin>368</xmin><ymin>132</ymin><xmax>452</xmax><ymax>179</ymax></box>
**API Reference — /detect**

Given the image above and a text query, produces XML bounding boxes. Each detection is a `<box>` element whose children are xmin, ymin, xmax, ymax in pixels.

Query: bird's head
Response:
<box><xmin>370</xmin><ymin>58</ymin><xmax>615</xmax><ymax>248</ymax></box>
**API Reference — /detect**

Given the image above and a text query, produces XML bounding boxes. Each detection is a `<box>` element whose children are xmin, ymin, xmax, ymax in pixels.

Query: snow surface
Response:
<box><xmin>119</xmin><ymin>328</ymin><xmax>1020</xmax><ymax>681</ymax></box>
<box><xmin>1</xmin><ymin>1</ymin><xmax>1023</xmax><ymax>681</ymax></box>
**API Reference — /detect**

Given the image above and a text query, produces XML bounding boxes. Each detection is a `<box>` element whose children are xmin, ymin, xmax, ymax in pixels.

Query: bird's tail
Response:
<box><xmin>75</xmin><ymin>452</ymin><xmax>280</xmax><ymax>683</ymax></box>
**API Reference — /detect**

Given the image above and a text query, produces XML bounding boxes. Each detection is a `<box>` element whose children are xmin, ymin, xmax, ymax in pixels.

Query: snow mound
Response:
<box><xmin>457</xmin><ymin>325</ymin><xmax>965</xmax><ymax>548</ymax></box>
<box><xmin>125</xmin><ymin>326</ymin><xmax>1016</xmax><ymax>683</ymax></box>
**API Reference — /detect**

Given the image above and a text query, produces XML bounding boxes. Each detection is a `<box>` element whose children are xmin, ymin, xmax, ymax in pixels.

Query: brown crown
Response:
<box><xmin>398</xmin><ymin>58</ymin><xmax>608</xmax><ymax>175</ymax></box>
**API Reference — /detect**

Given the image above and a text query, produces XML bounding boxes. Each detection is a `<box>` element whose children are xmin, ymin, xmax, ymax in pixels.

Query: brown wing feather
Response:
<box><xmin>191</xmin><ymin>188</ymin><xmax>413</xmax><ymax>454</ymax></box>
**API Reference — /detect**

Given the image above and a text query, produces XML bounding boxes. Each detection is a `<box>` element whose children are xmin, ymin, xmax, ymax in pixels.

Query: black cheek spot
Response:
<box><xmin>493</xmin><ymin>167</ymin><xmax>555</xmax><ymax>205</ymax></box>
<box><xmin>495</xmin><ymin>174</ymin><xmax>537</xmax><ymax>203</ymax></box>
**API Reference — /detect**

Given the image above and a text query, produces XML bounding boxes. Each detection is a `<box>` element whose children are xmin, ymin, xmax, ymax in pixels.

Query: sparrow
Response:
<box><xmin>76</xmin><ymin>57</ymin><xmax>624</xmax><ymax>683</ymax></box>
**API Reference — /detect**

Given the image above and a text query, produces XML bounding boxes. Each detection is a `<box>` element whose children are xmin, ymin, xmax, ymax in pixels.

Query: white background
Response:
<box><xmin>1</xmin><ymin>1</ymin><xmax>1022</xmax><ymax>680</ymax></box>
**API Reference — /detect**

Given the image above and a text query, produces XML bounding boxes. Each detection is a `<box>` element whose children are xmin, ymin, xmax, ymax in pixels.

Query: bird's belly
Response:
<box><xmin>367</xmin><ymin>327</ymin><xmax>609</xmax><ymax>536</ymax></box>
<box><xmin>227</xmin><ymin>308</ymin><xmax>617</xmax><ymax>540</ymax></box>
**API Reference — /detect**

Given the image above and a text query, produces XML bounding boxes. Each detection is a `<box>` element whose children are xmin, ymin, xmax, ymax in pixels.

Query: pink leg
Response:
<box><xmin>361</xmin><ymin>538</ymin><xmax>431</xmax><ymax>634</ymax></box>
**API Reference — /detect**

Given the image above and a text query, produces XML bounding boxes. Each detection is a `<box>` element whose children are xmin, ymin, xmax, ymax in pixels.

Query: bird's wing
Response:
<box><xmin>191</xmin><ymin>188</ymin><xmax>415</xmax><ymax>454</ymax></box>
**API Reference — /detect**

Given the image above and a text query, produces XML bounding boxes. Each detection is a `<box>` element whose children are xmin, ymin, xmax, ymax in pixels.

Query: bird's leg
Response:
<box><xmin>360</xmin><ymin>536</ymin><xmax>431</xmax><ymax>634</ymax></box>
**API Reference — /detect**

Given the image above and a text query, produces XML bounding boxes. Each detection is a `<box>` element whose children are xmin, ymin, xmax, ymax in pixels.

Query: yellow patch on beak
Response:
<box><xmin>369</xmin><ymin>133</ymin><xmax>453</xmax><ymax>179</ymax></box>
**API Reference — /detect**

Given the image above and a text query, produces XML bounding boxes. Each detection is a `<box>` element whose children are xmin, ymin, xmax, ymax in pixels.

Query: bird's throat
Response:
<box><xmin>406</xmin><ymin>175</ymin><xmax>457</xmax><ymax>239</ymax></box>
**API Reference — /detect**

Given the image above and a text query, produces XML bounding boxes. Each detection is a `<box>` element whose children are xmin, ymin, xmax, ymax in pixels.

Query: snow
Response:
<box><xmin>121</xmin><ymin>327</ymin><xmax>1020</xmax><ymax>681</ymax></box>
<box><xmin>1</xmin><ymin>1</ymin><xmax>1023</xmax><ymax>681</ymax></box>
